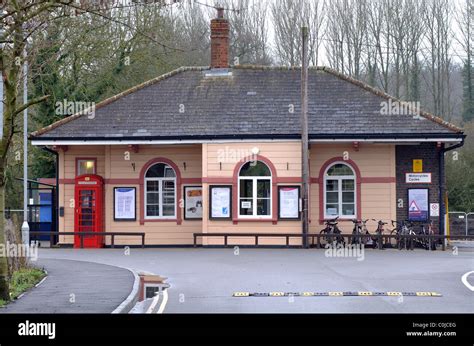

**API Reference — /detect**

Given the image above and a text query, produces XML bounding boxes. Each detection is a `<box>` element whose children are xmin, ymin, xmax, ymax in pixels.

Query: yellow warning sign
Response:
<box><xmin>413</xmin><ymin>159</ymin><xmax>423</xmax><ymax>173</ymax></box>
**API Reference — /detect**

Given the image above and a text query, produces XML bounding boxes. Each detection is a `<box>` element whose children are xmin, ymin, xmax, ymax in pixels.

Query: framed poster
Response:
<box><xmin>184</xmin><ymin>186</ymin><xmax>203</xmax><ymax>220</ymax></box>
<box><xmin>114</xmin><ymin>187</ymin><xmax>136</xmax><ymax>221</ymax></box>
<box><xmin>408</xmin><ymin>188</ymin><xmax>429</xmax><ymax>222</ymax></box>
<box><xmin>209</xmin><ymin>185</ymin><xmax>232</xmax><ymax>220</ymax></box>
<box><xmin>278</xmin><ymin>186</ymin><xmax>301</xmax><ymax>220</ymax></box>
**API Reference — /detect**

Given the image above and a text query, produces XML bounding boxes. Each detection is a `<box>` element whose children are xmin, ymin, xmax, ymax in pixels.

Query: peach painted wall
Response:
<box><xmin>203</xmin><ymin>141</ymin><xmax>303</xmax><ymax>246</ymax></box>
<box><xmin>309</xmin><ymin>143</ymin><xmax>397</xmax><ymax>235</ymax></box>
<box><xmin>55</xmin><ymin>141</ymin><xmax>397</xmax><ymax>246</ymax></box>
<box><xmin>57</xmin><ymin>144</ymin><xmax>202</xmax><ymax>245</ymax></box>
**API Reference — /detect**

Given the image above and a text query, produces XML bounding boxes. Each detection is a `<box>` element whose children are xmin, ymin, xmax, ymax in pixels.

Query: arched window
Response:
<box><xmin>145</xmin><ymin>163</ymin><xmax>176</xmax><ymax>219</ymax></box>
<box><xmin>238</xmin><ymin>161</ymin><xmax>272</xmax><ymax>218</ymax></box>
<box><xmin>324</xmin><ymin>163</ymin><xmax>356</xmax><ymax>218</ymax></box>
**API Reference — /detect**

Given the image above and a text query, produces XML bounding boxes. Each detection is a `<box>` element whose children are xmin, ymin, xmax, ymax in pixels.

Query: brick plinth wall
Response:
<box><xmin>396</xmin><ymin>143</ymin><xmax>441</xmax><ymax>233</ymax></box>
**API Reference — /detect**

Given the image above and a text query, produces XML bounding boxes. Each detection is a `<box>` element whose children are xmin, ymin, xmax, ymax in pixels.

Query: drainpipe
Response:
<box><xmin>439</xmin><ymin>138</ymin><xmax>465</xmax><ymax>238</ymax></box>
<box><xmin>41</xmin><ymin>146</ymin><xmax>59</xmax><ymax>243</ymax></box>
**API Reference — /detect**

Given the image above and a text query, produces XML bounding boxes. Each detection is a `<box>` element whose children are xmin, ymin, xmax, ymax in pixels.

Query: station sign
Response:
<box><xmin>406</xmin><ymin>173</ymin><xmax>431</xmax><ymax>183</ymax></box>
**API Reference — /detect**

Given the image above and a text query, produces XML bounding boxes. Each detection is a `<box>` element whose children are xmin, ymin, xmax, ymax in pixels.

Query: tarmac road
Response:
<box><xmin>36</xmin><ymin>246</ymin><xmax>474</xmax><ymax>313</ymax></box>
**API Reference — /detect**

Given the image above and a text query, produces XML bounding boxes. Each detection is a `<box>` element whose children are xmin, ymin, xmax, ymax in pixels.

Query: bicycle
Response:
<box><xmin>349</xmin><ymin>219</ymin><xmax>371</xmax><ymax>246</ymax></box>
<box><xmin>390</xmin><ymin>220</ymin><xmax>416</xmax><ymax>250</ymax></box>
<box><xmin>371</xmin><ymin>219</ymin><xmax>388</xmax><ymax>249</ymax></box>
<box><xmin>319</xmin><ymin>217</ymin><xmax>345</xmax><ymax>247</ymax></box>
<box><xmin>418</xmin><ymin>220</ymin><xmax>436</xmax><ymax>250</ymax></box>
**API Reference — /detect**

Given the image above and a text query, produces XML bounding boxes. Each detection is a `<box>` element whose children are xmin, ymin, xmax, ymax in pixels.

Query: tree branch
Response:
<box><xmin>13</xmin><ymin>95</ymin><xmax>50</xmax><ymax>117</ymax></box>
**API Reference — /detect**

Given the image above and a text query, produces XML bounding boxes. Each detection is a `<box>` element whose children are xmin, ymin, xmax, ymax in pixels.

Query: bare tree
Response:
<box><xmin>271</xmin><ymin>0</ymin><xmax>325</xmax><ymax>66</ymax></box>
<box><xmin>422</xmin><ymin>0</ymin><xmax>454</xmax><ymax>118</ymax></box>
<box><xmin>327</xmin><ymin>0</ymin><xmax>368</xmax><ymax>79</ymax></box>
<box><xmin>223</xmin><ymin>0</ymin><xmax>272</xmax><ymax>65</ymax></box>
<box><xmin>366</xmin><ymin>0</ymin><xmax>393</xmax><ymax>92</ymax></box>
<box><xmin>403</xmin><ymin>0</ymin><xmax>426</xmax><ymax>102</ymax></box>
<box><xmin>456</xmin><ymin>0</ymin><xmax>474</xmax><ymax>122</ymax></box>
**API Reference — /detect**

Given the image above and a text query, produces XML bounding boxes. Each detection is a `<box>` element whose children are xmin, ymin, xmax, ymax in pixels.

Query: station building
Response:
<box><xmin>30</xmin><ymin>11</ymin><xmax>464</xmax><ymax>247</ymax></box>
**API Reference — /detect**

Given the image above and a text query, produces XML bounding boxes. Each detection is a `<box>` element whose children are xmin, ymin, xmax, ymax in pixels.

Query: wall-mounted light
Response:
<box><xmin>251</xmin><ymin>147</ymin><xmax>259</xmax><ymax>155</ymax></box>
<box><xmin>183</xmin><ymin>162</ymin><xmax>187</xmax><ymax>171</ymax></box>
<box><xmin>131</xmin><ymin>162</ymin><xmax>136</xmax><ymax>171</ymax></box>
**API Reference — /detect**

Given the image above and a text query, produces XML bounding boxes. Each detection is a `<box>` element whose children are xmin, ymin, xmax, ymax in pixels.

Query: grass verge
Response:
<box><xmin>0</xmin><ymin>268</ymin><xmax>46</xmax><ymax>307</ymax></box>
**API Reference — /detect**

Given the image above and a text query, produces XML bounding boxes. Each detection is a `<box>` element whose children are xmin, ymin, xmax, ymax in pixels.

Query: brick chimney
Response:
<box><xmin>210</xmin><ymin>7</ymin><xmax>229</xmax><ymax>69</ymax></box>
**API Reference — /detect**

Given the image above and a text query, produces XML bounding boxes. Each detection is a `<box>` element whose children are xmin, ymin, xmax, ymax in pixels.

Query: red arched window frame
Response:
<box><xmin>318</xmin><ymin>157</ymin><xmax>361</xmax><ymax>224</ymax></box>
<box><xmin>139</xmin><ymin>158</ymin><xmax>182</xmax><ymax>225</ymax></box>
<box><xmin>232</xmin><ymin>155</ymin><xmax>278</xmax><ymax>224</ymax></box>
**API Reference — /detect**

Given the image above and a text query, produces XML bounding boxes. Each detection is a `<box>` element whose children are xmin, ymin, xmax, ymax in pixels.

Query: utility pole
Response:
<box><xmin>301</xmin><ymin>27</ymin><xmax>309</xmax><ymax>248</ymax></box>
<box><xmin>21</xmin><ymin>48</ymin><xmax>29</xmax><ymax>246</ymax></box>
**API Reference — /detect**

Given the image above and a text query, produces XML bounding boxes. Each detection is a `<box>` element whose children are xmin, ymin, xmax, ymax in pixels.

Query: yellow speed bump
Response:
<box><xmin>301</xmin><ymin>292</ymin><xmax>314</xmax><ymax>296</ymax></box>
<box><xmin>416</xmin><ymin>292</ymin><xmax>433</xmax><ymax>296</ymax></box>
<box><xmin>233</xmin><ymin>292</ymin><xmax>250</xmax><ymax>297</ymax></box>
<box><xmin>328</xmin><ymin>292</ymin><xmax>343</xmax><ymax>296</ymax></box>
<box><xmin>358</xmin><ymin>291</ymin><xmax>373</xmax><ymax>296</ymax></box>
<box><xmin>387</xmin><ymin>292</ymin><xmax>402</xmax><ymax>296</ymax></box>
<box><xmin>269</xmin><ymin>292</ymin><xmax>285</xmax><ymax>297</ymax></box>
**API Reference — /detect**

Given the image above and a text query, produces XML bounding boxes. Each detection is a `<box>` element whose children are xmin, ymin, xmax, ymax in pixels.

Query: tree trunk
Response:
<box><xmin>0</xmin><ymin>170</ymin><xmax>10</xmax><ymax>301</ymax></box>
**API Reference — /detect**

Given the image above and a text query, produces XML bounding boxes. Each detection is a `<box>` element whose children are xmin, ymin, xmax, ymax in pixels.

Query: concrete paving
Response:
<box><xmin>34</xmin><ymin>247</ymin><xmax>474</xmax><ymax>313</ymax></box>
<box><xmin>0</xmin><ymin>258</ymin><xmax>135</xmax><ymax>313</ymax></box>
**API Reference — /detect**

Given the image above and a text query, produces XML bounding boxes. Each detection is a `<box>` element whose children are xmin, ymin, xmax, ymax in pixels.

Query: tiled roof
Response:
<box><xmin>31</xmin><ymin>65</ymin><xmax>463</xmax><ymax>141</ymax></box>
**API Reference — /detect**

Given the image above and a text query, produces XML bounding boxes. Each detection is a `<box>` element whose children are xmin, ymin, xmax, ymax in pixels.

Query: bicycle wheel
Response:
<box><xmin>349</xmin><ymin>231</ymin><xmax>358</xmax><ymax>245</ymax></box>
<box><xmin>389</xmin><ymin>229</ymin><xmax>398</xmax><ymax>248</ymax></box>
<box><xmin>319</xmin><ymin>229</ymin><xmax>329</xmax><ymax>248</ymax></box>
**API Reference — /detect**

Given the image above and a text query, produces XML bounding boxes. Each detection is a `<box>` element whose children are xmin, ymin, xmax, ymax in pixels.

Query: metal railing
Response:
<box><xmin>193</xmin><ymin>232</ymin><xmax>474</xmax><ymax>250</ymax></box>
<box><xmin>28</xmin><ymin>231</ymin><xmax>145</xmax><ymax>248</ymax></box>
<box><xmin>448</xmin><ymin>212</ymin><xmax>474</xmax><ymax>236</ymax></box>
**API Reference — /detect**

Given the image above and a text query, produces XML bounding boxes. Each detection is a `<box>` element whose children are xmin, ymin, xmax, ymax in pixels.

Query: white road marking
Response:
<box><xmin>461</xmin><ymin>271</ymin><xmax>474</xmax><ymax>291</ymax></box>
<box><xmin>35</xmin><ymin>276</ymin><xmax>48</xmax><ymax>288</ymax></box>
<box><xmin>157</xmin><ymin>289</ymin><xmax>168</xmax><ymax>314</ymax></box>
<box><xmin>146</xmin><ymin>292</ymin><xmax>161</xmax><ymax>314</ymax></box>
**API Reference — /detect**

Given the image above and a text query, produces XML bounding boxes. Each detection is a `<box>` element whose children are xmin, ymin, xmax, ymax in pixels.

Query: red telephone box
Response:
<box><xmin>74</xmin><ymin>174</ymin><xmax>104</xmax><ymax>248</ymax></box>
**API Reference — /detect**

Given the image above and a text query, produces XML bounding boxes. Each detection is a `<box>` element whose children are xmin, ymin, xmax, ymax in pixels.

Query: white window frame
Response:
<box><xmin>238</xmin><ymin>163</ymin><xmax>272</xmax><ymax>219</ymax></box>
<box><xmin>77</xmin><ymin>159</ymin><xmax>96</xmax><ymax>176</ymax></box>
<box><xmin>323</xmin><ymin>162</ymin><xmax>356</xmax><ymax>220</ymax></box>
<box><xmin>144</xmin><ymin>166</ymin><xmax>177</xmax><ymax>220</ymax></box>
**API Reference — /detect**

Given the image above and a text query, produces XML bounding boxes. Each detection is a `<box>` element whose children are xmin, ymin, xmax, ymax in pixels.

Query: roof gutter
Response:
<box><xmin>30</xmin><ymin>133</ymin><xmax>465</xmax><ymax>146</ymax></box>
